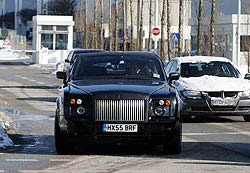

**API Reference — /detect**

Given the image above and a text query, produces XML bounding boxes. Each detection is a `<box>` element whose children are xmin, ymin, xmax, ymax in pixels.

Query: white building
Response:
<box><xmin>190</xmin><ymin>0</ymin><xmax>250</xmax><ymax>74</ymax></box>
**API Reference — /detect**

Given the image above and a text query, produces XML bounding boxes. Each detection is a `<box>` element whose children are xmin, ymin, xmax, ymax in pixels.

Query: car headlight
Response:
<box><xmin>77</xmin><ymin>106</ymin><xmax>86</xmax><ymax>115</ymax></box>
<box><xmin>242</xmin><ymin>90</ymin><xmax>250</xmax><ymax>98</ymax></box>
<box><xmin>182</xmin><ymin>90</ymin><xmax>202</xmax><ymax>98</ymax></box>
<box><xmin>154</xmin><ymin>106</ymin><xmax>165</xmax><ymax>116</ymax></box>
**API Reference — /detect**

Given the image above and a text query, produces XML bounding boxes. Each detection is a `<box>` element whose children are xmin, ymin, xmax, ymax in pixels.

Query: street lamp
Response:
<box><xmin>237</xmin><ymin>0</ymin><xmax>241</xmax><ymax>67</ymax></box>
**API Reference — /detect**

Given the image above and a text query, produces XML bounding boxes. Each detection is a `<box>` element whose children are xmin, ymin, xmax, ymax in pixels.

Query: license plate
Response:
<box><xmin>103</xmin><ymin>124</ymin><xmax>138</xmax><ymax>132</ymax></box>
<box><xmin>211</xmin><ymin>99</ymin><xmax>235</xmax><ymax>106</ymax></box>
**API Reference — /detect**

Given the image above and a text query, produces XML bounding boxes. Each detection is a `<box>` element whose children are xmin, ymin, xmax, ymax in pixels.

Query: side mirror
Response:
<box><xmin>65</xmin><ymin>59</ymin><xmax>70</xmax><ymax>63</ymax></box>
<box><xmin>168</xmin><ymin>72</ymin><xmax>180</xmax><ymax>84</ymax></box>
<box><xmin>244</xmin><ymin>73</ymin><xmax>250</xmax><ymax>80</ymax></box>
<box><xmin>56</xmin><ymin>71</ymin><xmax>66</xmax><ymax>79</ymax></box>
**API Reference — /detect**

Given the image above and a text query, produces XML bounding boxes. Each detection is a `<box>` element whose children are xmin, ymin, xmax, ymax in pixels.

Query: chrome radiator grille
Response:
<box><xmin>95</xmin><ymin>100</ymin><xmax>145</xmax><ymax>121</ymax></box>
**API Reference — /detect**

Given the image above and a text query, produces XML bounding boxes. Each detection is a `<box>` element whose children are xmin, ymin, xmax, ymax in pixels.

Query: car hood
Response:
<box><xmin>69</xmin><ymin>79</ymin><xmax>167</xmax><ymax>96</ymax></box>
<box><xmin>176</xmin><ymin>75</ymin><xmax>250</xmax><ymax>92</ymax></box>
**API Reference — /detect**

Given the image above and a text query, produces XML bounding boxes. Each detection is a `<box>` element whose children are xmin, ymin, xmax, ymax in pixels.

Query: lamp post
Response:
<box><xmin>237</xmin><ymin>0</ymin><xmax>241</xmax><ymax>67</ymax></box>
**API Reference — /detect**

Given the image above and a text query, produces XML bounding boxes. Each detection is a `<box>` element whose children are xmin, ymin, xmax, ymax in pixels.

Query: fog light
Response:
<box><xmin>77</xmin><ymin>99</ymin><xmax>82</xmax><ymax>104</ymax></box>
<box><xmin>154</xmin><ymin>106</ymin><xmax>164</xmax><ymax>116</ymax></box>
<box><xmin>77</xmin><ymin>107</ymin><xmax>86</xmax><ymax>115</ymax></box>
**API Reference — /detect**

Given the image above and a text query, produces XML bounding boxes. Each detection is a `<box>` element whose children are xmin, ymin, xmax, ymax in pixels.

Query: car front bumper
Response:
<box><xmin>60</xmin><ymin>119</ymin><xmax>181</xmax><ymax>144</ymax></box>
<box><xmin>181</xmin><ymin>97</ymin><xmax>250</xmax><ymax>116</ymax></box>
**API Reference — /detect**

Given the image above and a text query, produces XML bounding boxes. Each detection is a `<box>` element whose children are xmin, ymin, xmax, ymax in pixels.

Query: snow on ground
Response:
<box><xmin>0</xmin><ymin>111</ymin><xmax>13</xmax><ymax>150</ymax></box>
<box><xmin>0</xmin><ymin>48</ymin><xmax>29</xmax><ymax>60</ymax></box>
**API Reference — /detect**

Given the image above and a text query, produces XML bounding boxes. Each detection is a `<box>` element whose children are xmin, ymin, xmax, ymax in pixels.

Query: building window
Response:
<box><xmin>56</xmin><ymin>34</ymin><xmax>68</xmax><ymax>50</ymax></box>
<box><xmin>240</xmin><ymin>36</ymin><xmax>250</xmax><ymax>52</ymax></box>
<box><xmin>41</xmin><ymin>33</ymin><xmax>53</xmax><ymax>50</ymax></box>
<box><xmin>56</xmin><ymin>26</ymin><xmax>68</xmax><ymax>31</ymax></box>
<box><xmin>42</xmin><ymin>25</ymin><xmax>53</xmax><ymax>31</ymax></box>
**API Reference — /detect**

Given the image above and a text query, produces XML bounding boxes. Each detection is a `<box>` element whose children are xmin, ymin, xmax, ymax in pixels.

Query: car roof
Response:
<box><xmin>77</xmin><ymin>51</ymin><xmax>160</xmax><ymax>59</ymax></box>
<box><xmin>72</xmin><ymin>49</ymin><xmax>105</xmax><ymax>53</ymax></box>
<box><xmin>172</xmin><ymin>56</ymin><xmax>232</xmax><ymax>64</ymax></box>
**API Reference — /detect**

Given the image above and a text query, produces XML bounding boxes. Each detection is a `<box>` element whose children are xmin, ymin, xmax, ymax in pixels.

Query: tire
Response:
<box><xmin>162</xmin><ymin>130</ymin><xmax>182</xmax><ymax>155</ymax></box>
<box><xmin>243</xmin><ymin>116</ymin><xmax>250</xmax><ymax>122</ymax></box>
<box><xmin>54</xmin><ymin>115</ymin><xmax>74</xmax><ymax>154</ymax></box>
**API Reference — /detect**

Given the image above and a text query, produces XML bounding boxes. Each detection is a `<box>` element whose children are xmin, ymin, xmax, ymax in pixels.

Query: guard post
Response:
<box><xmin>32</xmin><ymin>15</ymin><xmax>74</xmax><ymax>64</ymax></box>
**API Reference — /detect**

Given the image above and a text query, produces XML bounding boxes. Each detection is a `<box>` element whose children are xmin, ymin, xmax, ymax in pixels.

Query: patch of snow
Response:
<box><xmin>0</xmin><ymin>112</ymin><xmax>13</xmax><ymax>149</ymax></box>
<box><xmin>176</xmin><ymin>75</ymin><xmax>250</xmax><ymax>92</ymax></box>
<box><xmin>173</xmin><ymin>56</ymin><xmax>231</xmax><ymax>64</ymax></box>
<box><xmin>0</xmin><ymin>49</ymin><xmax>29</xmax><ymax>60</ymax></box>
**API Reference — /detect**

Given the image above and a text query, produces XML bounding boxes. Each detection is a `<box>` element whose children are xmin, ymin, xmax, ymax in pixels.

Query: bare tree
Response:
<box><xmin>148</xmin><ymin>0</ymin><xmax>153</xmax><ymax>51</ymax></box>
<box><xmin>130</xmin><ymin>0</ymin><xmax>135</xmax><ymax>51</ymax></box>
<box><xmin>100</xmin><ymin>0</ymin><xmax>104</xmax><ymax>49</ymax></box>
<box><xmin>197</xmin><ymin>0</ymin><xmax>203</xmax><ymax>55</ymax></box>
<box><xmin>166</xmin><ymin>0</ymin><xmax>172</xmax><ymax>59</ymax></box>
<box><xmin>137</xmin><ymin>0</ymin><xmax>141</xmax><ymax>50</ymax></box>
<box><xmin>160</xmin><ymin>0</ymin><xmax>166</xmax><ymax>61</ymax></box>
<box><xmin>114</xmin><ymin>0</ymin><xmax>119</xmax><ymax>51</ymax></box>
<box><xmin>178</xmin><ymin>0</ymin><xmax>184</xmax><ymax>57</ymax></box>
<box><xmin>139</xmin><ymin>0</ymin><xmax>144</xmax><ymax>51</ymax></box>
<box><xmin>93</xmin><ymin>0</ymin><xmax>98</xmax><ymax>49</ymax></box>
<box><xmin>123</xmin><ymin>0</ymin><xmax>127</xmax><ymax>51</ymax></box>
<box><xmin>210</xmin><ymin>0</ymin><xmax>216</xmax><ymax>56</ymax></box>
<box><xmin>109</xmin><ymin>0</ymin><xmax>113</xmax><ymax>51</ymax></box>
<box><xmin>84</xmin><ymin>0</ymin><xmax>88</xmax><ymax>48</ymax></box>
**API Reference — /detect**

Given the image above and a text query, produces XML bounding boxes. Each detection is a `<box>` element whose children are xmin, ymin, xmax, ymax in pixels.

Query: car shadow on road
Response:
<box><xmin>0</xmin><ymin>85</ymin><xmax>59</xmax><ymax>89</ymax></box>
<box><xmin>3</xmin><ymin>134</ymin><xmax>250</xmax><ymax>167</ymax></box>
<box><xmin>183</xmin><ymin>116</ymin><xmax>244</xmax><ymax>123</ymax></box>
<box><xmin>17</xmin><ymin>97</ymin><xmax>57</xmax><ymax>102</ymax></box>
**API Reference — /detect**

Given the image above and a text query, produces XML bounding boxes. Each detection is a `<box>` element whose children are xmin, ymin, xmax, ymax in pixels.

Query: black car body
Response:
<box><xmin>55</xmin><ymin>52</ymin><xmax>181</xmax><ymax>154</ymax></box>
<box><xmin>165</xmin><ymin>56</ymin><xmax>250</xmax><ymax>122</ymax></box>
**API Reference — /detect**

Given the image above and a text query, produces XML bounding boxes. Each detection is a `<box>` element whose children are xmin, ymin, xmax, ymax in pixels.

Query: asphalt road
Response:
<box><xmin>0</xmin><ymin>59</ymin><xmax>250</xmax><ymax>173</ymax></box>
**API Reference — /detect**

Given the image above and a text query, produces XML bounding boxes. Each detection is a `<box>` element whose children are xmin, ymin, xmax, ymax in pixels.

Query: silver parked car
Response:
<box><xmin>165</xmin><ymin>56</ymin><xmax>250</xmax><ymax>122</ymax></box>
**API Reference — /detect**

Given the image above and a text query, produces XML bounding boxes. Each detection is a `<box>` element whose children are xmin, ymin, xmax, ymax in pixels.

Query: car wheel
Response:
<box><xmin>182</xmin><ymin>114</ymin><xmax>192</xmax><ymax>123</ymax></box>
<box><xmin>162</xmin><ymin>130</ymin><xmax>182</xmax><ymax>155</ymax></box>
<box><xmin>54</xmin><ymin>114</ymin><xmax>74</xmax><ymax>154</ymax></box>
<box><xmin>243</xmin><ymin>116</ymin><xmax>250</xmax><ymax>122</ymax></box>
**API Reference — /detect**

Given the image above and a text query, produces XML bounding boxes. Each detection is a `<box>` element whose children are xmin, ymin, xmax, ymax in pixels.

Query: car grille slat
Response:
<box><xmin>95</xmin><ymin>99</ymin><xmax>145</xmax><ymax>121</ymax></box>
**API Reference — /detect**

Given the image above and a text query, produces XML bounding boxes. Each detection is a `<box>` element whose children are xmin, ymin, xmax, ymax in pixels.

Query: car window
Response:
<box><xmin>66</xmin><ymin>51</ymin><xmax>74</xmax><ymax>61</ymax></box>
<box><xmin>165</xmin><ymin>61</ymin><xmax>174</xmax><ymax>74</ymax></box>
<box><xmin>169</xmin><ymin>61</ymin><xmax>178</xmax><ymax>73</ymax></box>
<box><xmin>180</xmin><ymin>61</ymin><xmax>240</xmax><ymax>78</ymax></box>
<box><xmin>71</xmin><ymin>55</ymin><xmax>165</xmax><ymax>81</ymax></box>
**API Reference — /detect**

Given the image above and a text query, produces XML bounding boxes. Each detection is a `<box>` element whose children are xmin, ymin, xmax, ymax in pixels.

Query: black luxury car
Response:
<box><xmin>55</xmin><ymin>52</ymin><xmax>181</xmax><ymax>154</ymax></box>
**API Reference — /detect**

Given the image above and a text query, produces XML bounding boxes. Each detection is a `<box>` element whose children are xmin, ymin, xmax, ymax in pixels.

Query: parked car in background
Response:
<box><xmin>55</xmin><ymin>52</ymin><xmax>182</xmax><ymax>154</ymax></box>
<box><xmin>55</xmin><ymin>49</ymin><xmax>105</xmax><ymax>74</ymax></box>
<box><xmin>165</xmin><ymin>56</ymin><xmax>250</xmax><ymax>122</ymax></box>
<box><xmin>64</xmin><ymin>48</ymin><xmax>105</xmax><ymax>68</ymax></box>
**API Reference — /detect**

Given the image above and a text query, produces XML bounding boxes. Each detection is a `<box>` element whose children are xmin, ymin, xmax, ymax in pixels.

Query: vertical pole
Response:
<box><xmin>237</xmin><ymin>0</ymin><xmax>241</xmax><ymax>66</ymax></box>
<box><xmin>154</xmin><ymin>0</ymin><xmax>159</xmax><ymax>52</ymax></box>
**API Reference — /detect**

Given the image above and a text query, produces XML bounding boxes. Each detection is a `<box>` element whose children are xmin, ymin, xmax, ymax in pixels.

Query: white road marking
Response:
<box><xmin>5</xmin><ymin>159</ymin><xmax>39</xmax><ymax>162</ymax></box>
<box><xmin>20</xmin><ymin>77</ymin><xmax>28</xmax><ymax>80</ymax></box>
<box><xmin>183</xmin><ymin>132</ymin><xmax>250</xmax><ymax>136</ymax></box>
<box><xmin>27</xmin><ymin>79</ymin><xmax>36</xmax><ymax>82</ymax></box>
<box><xmin>36</xmin><ymin>81</ymin><xmax>45</xmax><ymax>85</ymax></box>
<box><xmin>0</xmin><ymin>170</ymin><xmax>4</xmax><ymax>172</ymax></box>
<box><xmin>14</xmin><ymin>75</ymin><xmax>21</xmax><ymax>78</ymax></box>
<box><xmin>0</xmin><ymin>67</ymin><xmax>8</xmax><ymax>70</ymax></box>
<box><xmin>50</xmin><ymin>159</ymin><xmax>72</xmax><ymax>162</ymax></box>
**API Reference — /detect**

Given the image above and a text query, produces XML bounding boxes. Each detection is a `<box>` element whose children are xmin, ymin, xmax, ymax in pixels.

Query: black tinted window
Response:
<box><xmin>180</xmin><ymin>61</ymin><xmax>240</xmax><ymax>78</ymax></box>
<box><xmin>72</xmin><ymin>55</ymin><xmax>164</xmax><ymax>80</ymax></box>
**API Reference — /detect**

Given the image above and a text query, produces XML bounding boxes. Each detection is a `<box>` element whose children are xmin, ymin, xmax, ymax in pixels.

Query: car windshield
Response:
<box><xmin>180</xmin><ymin>61</ymin><xmax>240</xmax><ymax>78</ymax></box>
<box><xmin>71</xmin><ymin>55</ymin><xmax>164</xmax><ymax>80</ymax></box>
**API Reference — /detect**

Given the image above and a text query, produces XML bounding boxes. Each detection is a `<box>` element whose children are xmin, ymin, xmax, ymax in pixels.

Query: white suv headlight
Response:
<box><xmin>182</xmin><ymin>90</ymin><xmax>202</xmax><ymax>98</ymax></box>
<box><xmin>242</xmin><ymin>90</ymin><xmax>250</xmax><ymax>98</ymax></box>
